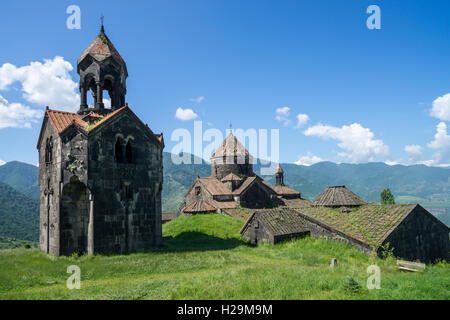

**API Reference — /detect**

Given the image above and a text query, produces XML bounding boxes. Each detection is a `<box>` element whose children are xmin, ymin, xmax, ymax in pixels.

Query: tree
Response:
<box><xmin>380</xmin><ymin>188</ymin><xmax>395</xmax><ymax>205</ymax></box>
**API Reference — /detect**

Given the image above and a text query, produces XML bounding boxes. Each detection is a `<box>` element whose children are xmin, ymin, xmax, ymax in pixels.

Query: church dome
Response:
<box><xmin>210</xmin><ymin>133</ymin><xmax>254</xmax><ymax>180</ymax></box>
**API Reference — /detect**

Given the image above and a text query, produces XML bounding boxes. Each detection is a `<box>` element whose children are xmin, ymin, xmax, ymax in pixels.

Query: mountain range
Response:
<box><xmin>0</xmin><ymin>153</ymin><xmax>449</xmax><ymax>244</ymax></box>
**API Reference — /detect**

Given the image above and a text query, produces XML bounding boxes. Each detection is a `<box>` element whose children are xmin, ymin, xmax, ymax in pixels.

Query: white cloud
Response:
<box><xmin>0</xmin><ymin>95</ymin><xmax>43</xmax><ymax>129</ymax></box>
<box><xmin>275</xmin><ymin>107</ymin><xmax>291</xmax><ymax>126</ymax></box>
<box><xmin>295</xmin><ymin>113</ymin><xmax>310</xmax><ymax>128</ymax></box>
<box><xmin>385</xmin><ymin>160</ymin><xmax>402</xmax><ymax>166</ymax></box>
<box><xmin>294</xmin><ymin>152</ymin><xmax>324</xmax><ymax>166</ymax></box>
<box><xmin>430</xmin><ymin>93</ymin><xmax>450</xmax><ymax>121</ymax></box>
<box><xmin>427</xmin><ymin>122</ymin><xmax>450</xmax><ymax>166</ymax></box>
<box><xmin>303</xmin><ymin>123</ymin><xmax>389</xmax><ymax>163</ymax></box>
<box><xmin>175</xmin><ymin>107</ymin><xmax>198</xmax><ymax>121</ymax></box>
<box><xmin>103</xmin><ymin>99</ymin><xmax>111</xmax><ymax>109</ymax></box>
<box><xmin>0</xmin><ymin>56</ymin><xmax>79</xmax><ymax>112</ymax></box>
<box><xmin>0</xmin><ymin>160</ymin><xmax>5</xmax><ymax>166</ymax></box>
<box><xmin>404</xmin><ymin>144</ymin><xmax>422</xmax><ymax>162</ymax></box>
<box><xmin>189</xmin><ymin>96</ymin><xmax>205</xmax><ymax>103</ymax></box>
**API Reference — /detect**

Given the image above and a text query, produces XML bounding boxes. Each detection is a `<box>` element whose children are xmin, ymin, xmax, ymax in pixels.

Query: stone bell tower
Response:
<box><xmin>77</xmin><ymin>25</ymin><xmax>128</xmax><ymax>115</ymax></box>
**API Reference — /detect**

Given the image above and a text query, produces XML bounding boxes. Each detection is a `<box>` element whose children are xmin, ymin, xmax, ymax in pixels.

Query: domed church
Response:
<box><xmin>181</xmin><ymin>133</ymin><xmax>278</xmax><ymax>214</ymax></box>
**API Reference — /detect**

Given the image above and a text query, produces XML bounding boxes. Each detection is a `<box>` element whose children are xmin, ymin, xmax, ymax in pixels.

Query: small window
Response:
<box><xmin>195</xmin><ymin>186</ymin><xmax>201</xmax><ymax>196</ymax></box>
<box><xmin>255</xmin><ymin>220</ymin><xmax>259</xmax><ymax>229</ymax></box>
<box><xmin>115</xmin><ymin>137</ymin><xmax>123</xmax><ymax>163</ymax></box>
<box><xmin>45</xmin><ymin>137</ymin><xmax>53</xmax><ymax>165</ymax></box>
<box><xmin>125</xmin><ymin>140</ymin><xmax>132</xmax><ymax>163</ymax></box>
<box><xmin>125</xmin><ymin>185</ymin><xmax>133</xmax><ymax>200</ymax></box>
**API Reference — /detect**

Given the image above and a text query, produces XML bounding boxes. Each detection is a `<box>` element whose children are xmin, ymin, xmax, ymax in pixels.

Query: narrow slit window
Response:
<box><xmin>126</xmin><ymin>140</ymin><xmax>132</xmax><ymax>163</ymax></box>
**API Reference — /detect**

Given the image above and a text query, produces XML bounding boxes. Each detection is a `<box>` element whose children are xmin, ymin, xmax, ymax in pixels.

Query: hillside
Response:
<box><xmin>0</xmin><ymin>161</ymin><xmax>39</xmax><ymax>200</ymax></box>
<box><xmin>0</xmin><ymin>155</ymin><xmax>449</xmax><ymax>245</ymax></box>
<box><xmin>0</xmin><ymin>214</ymin><xmax>448</xmax><ymax>300</ymax></box>
<box><xmin>0</xmin><ymin>182</ymin><xmax>39</xmax><ymax>241</ymax></box>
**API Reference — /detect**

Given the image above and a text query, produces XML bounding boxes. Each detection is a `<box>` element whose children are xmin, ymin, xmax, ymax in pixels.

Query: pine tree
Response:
<box><xmin>380</xmin><ymin>188</ymin><xmax>395</xmax><ymax>205</ymax></box>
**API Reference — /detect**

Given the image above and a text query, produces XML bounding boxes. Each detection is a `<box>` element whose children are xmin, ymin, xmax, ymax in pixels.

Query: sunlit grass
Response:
<box><xmin>0</xmin><ymin>214</ymin><xmax>448</xmax><ymax>300</ymax></box>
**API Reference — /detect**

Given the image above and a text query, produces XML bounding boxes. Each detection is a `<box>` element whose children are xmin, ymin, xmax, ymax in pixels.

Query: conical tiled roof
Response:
<box><xmin>78</xmin><ymin>30</ymin><xmax>127</xmax><ymax>76</ymax></box>
<box><xmin>313</xmin><ymin>186</ymin><xmax>366</xmax><ymax>207</ymax></box>
<box><xmin>211</xmin><ymin>133</ymin><xmax>251</xmax><ymax>159</ymax></box>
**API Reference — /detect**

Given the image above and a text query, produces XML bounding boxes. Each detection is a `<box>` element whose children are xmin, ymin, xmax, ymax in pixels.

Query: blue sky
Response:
<box><xmin>0</xmin><ymin>0</ymin><xmax>449</xmax><ymax>166</ymax></box>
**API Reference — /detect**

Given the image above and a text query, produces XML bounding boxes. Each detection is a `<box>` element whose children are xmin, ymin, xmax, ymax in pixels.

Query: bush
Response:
<box><xmin>343</xmin><ymin>277</ymin><xmax>361</xmax><ymax>293</ymax></box>
<box><xmin>24</xmin><ymin>243</ymin><xmax>31</xmax><ymax>249</ymax></box>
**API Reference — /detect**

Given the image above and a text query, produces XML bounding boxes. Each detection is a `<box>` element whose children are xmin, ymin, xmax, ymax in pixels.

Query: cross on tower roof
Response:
<box><xmin>100</xmin><ymin>14</ymin><xmax>104</xmax><ymax>33</ymax></box>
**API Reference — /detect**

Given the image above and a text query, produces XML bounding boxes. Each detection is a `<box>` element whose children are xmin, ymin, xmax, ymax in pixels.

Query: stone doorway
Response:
<box><xmin>60</xmin><ymin>176</ymin><xmax>90</xmax><ymax>255</ymax></box>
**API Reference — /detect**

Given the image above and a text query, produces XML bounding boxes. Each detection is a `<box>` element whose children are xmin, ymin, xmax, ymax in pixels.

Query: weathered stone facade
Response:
<box><xmin>37</xmin><ymin>27</ymin><xmax>164</xmax><ymax>256</ymax></box>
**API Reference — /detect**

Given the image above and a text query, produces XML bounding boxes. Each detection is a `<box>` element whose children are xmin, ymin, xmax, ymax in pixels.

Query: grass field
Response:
<box><xmin>0</xmin><ymin>214</ymin><xmax>449</xmax><ymax>300</ymax></box>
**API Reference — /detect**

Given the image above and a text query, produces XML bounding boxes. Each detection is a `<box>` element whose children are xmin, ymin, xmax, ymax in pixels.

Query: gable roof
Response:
<box><xmin>38</xmin><ymin>106</ymin><xmax>163</xmax><ymax>148</ymax></box>
<box><xmin>240</xmin><ymin>208</ymin><xmax>309</xmax><ymax>236</ymax></box>
<box><xmin>183</xmin><ymin>200</ymin><xmax>217</xmax><ymax>213</ymax></box>
<box><xmin>211</xmin><ymin>133</ymin><xmax>251</xmax><ymax>159</ymax></box>
<box><xmin>296</xmin><ymin>204</ymin><xmax>418</xmax><ymax>246</ymax></box>
<box><xmin>313</xmin><ymin>185</ymin><xmax>366</xmax><ymax>207</ymax></box>
<box><xmin>46</xmin><ymin>108</ymin><xmax>87</xmax><ymax>133</ymax></box>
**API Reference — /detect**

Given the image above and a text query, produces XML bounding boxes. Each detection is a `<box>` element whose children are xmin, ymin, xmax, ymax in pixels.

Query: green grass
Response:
<box><xmin>0</xmin><ymin>214</ymin><xmax>449</xmax><ymax>300</ymax></box>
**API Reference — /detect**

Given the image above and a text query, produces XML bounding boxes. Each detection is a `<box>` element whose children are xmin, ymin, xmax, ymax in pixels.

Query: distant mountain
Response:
<box><xmin>0</xmin><ymin>154</ymin><xmax>449</xmax><ymax>244</ymax></box>
<box><xmin>0</xmin><ymin>181</ymin><xmax>39</xmax><ymax>241</ymax></box>
<box><xmin>255</xmin><ymin>161</ymin><xmax>450</xmax><ymax>205</ymax></box>
<box><xmin>0</xmin><ymin>161</ymin><xmax>39</xmax><ymax>200</ymax></box>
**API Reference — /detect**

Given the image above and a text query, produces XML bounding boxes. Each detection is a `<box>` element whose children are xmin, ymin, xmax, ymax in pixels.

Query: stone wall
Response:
<box><xmin>87</xmin><ymin>112</ymin><xmax>162</xmax><ymax>254</ymax></box>
<box><xmin>39</xmin><ymin>110</ymin><xmax>163</xmax><ymax>256</ymax></box>
<box><xmin>211</xmin><ymin>157</ymin><xmax>253</xmax><ymax>180</ymax></box>
<box><xmin>240</xmin><ymin>182</ymin><xmax>273</xmax><ymax>209</ymax></box>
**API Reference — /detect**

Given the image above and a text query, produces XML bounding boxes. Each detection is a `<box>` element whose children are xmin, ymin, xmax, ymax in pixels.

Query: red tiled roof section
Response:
<box><xmin>46</xmin><ymin>109</ymin><xmax>87</xmax><ymax>133</ymax></box>
<box><xmin>86</xmin><ymin>106</ymin><xmax>127</xmax><ymax>131</ymax></box>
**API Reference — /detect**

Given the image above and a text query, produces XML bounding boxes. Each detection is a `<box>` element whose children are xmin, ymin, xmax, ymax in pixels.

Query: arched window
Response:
<box><xmin>115</xmin><ymin>137</ymin><xmax>123</xmax><ymax>163</ymax></box>
<box><xmin>125</xmin><ymin>140</ymin><xmax>132</xmax><ymax>163</ymax></box>
<box><xmin>45</xmin><ymin>137</ymin><xmax>53</xmax><ymax>165</ymax></box>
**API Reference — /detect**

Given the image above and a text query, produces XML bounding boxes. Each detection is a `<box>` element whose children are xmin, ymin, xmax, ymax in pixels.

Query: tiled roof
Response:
<box><xmin>44</xmin><ymin>106</ymin><xmax>163</xmax><ymax>145</ymax></box>
<box><xmin>241</xmin><ymin>208</ymin><xmax>309</xmax><ymax>236</ymax></box>
<box><xmin>297</xmin><ymin>204</ymin><xmax>417</xmax><ymax>246</ymax></box>
<box><xmin>232</xmin><ymin>176</ymin><xmax>257</xmax><ymax>195</ymax></box>
<box><xmin>78</xmin><ymin>31</ymin><xmax>127</xmax><ymax>75</ymax></box>
<box><xmin>281</xmin><ymin>198</ymin><xmax>311</xmax><ymax>208</ymax></box>
<box><xmin>272</xmin><ymin>185</ymin><xmax>301</xmax><ymax>196</ymax></box>
<box><xmin>211</xmin><ymin>199</ymin><xmax>238</xmax><ymax>209</ymax></box>
<box><xmin>197</xmin><ymin>177</ymin><xmax>232</xmax><ymax>196</ymax></box>
<box><xmin>221</xmin><ymin>173</ymin><xmax>242</xmax><ymax>182</ymax></box>
<box><xmin>183</xmin><ymin>200</ymin><xmax>217</xmax><ymax>213</ymax></box>
<box><xmin>211</xmin><ymin>133</ymin><xmax>251</xmax><ymax>159</ymax></box>
<box><xmin>46</xmin><ymin>109</ymin><xmax>88</xmax><ymax>133</ymax></box>
<box><xmin>313</xmin><ymin>186</ymin><xmax>366</xmax><ymax>207</ymax></box>
<box><xmin>81</xmin><ymin>111</ymin><xmax>103</xmax><ymax>122</ymax></box>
